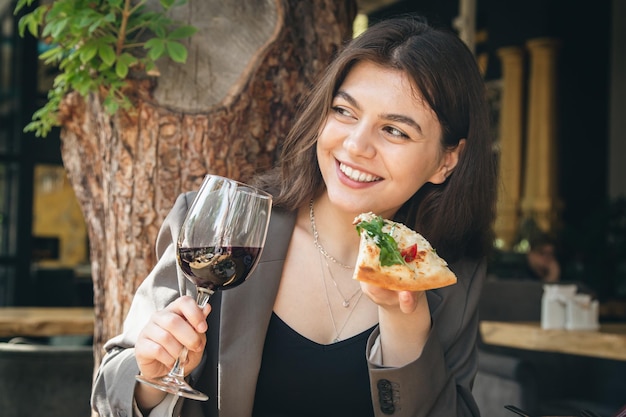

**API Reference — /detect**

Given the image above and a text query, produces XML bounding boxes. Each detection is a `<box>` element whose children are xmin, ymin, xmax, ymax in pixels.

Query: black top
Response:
<box><xmin>252</xmin><ymin>312</ymin><xmax>376</xmax><ymax>417</ymax></box>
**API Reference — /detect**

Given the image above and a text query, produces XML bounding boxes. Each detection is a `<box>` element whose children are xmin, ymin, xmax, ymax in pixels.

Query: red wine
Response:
<box><xmin>177</xmin><ymin>246</ymin><xmax>262</xmax><ymax>290</ymax></box>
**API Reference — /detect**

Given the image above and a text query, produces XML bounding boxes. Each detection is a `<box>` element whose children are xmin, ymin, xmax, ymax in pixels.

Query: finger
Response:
<box><xmin>152</xmin><ymin>309</ymin><xmax>205</xmax><ymax>353</ymax></box>
<box><xmin>137</xmin><ymin>334</ymin><xmax>180</xmax><ymax>369</ymax></box>
<box><xmin>398</xmin><ymin>291</ymin><xmax>418</xmax><ymax>314</ymax></box>
<box><xmin>135</xmin><ymin>322</ymin><xmax>182</xmax><ymax>368</ymax></box>
<box><xmin>361</xmin><ymin>282</ymin><xmax>393</xmax><ymax>301</ymax></box>
<box><xmin>167</xmin><ymin>296</ymin><xmax>211</xmax><ymax>333</ymax></box>
<box><xmin>140</xmin><ymin>316</ymin><xmax>186</xmax><ymax>362</ymax></box>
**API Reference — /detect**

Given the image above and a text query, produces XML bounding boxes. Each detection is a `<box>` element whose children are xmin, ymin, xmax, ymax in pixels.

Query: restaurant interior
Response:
<box><xmin>1</xmin><ymin>0</ymin><xmax>625</xmax><ymax>416</ymax></box>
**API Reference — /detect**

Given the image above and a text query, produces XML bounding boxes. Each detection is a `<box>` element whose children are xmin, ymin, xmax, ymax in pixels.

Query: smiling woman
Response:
<box><xmin>317</xmin><ymin>61</ymin><xmax>456</xmax><ymax>219</ymax></box>
<box><xmin>92</xmin><ymin>16</ymin><xmax>497</xmax><ymax>417</ymax></box>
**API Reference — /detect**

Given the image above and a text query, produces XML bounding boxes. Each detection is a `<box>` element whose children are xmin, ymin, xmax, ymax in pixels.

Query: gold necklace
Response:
<box><xmin>319</xmin><ymin>252</ymin><xmax>363</xmax><ymax>343</ymax></box>
<box><xmin>309</xmin><ymin>199</ymin><xmax>353</xmax><ymax>269</ymax></box>
<box><xmin>323</xmin><ymin>259</ymin><xmax>361</xmax><ymax>308</ymax></box>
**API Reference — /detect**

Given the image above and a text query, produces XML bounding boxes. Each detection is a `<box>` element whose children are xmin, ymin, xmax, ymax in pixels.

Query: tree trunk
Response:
<box><xmin>59</xmin><ymin>0</ymin><xmax>356</xmax><ymax>370</ymax></box>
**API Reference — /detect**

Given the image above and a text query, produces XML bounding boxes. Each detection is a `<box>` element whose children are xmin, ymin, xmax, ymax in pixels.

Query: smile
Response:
<box><xmin>339</xmin><ymin>163</ymin><xmax>381</xmax><ymax>183</ymax></box>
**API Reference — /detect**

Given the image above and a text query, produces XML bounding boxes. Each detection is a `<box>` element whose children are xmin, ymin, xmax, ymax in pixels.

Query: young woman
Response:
<box><xmin>92</xmin><ymin>16</ymin><xmax>497</xmax><ymax>417</ymax></box>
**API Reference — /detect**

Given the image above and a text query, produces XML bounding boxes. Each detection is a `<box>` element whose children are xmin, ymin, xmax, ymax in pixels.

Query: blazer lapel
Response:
<box><xmin>217</xmin><ymin>208</ymin><xmax>295</xmax><ymax>417</ymax></box>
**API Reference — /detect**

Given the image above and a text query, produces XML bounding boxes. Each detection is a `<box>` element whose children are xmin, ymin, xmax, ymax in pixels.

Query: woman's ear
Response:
<box><xmin>429</xmin><ymin>139</ymin><xmax>466</xmax><ymax>184</ymax></box>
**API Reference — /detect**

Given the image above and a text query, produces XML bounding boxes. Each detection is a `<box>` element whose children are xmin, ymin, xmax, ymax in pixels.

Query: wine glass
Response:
<box><xmin>136</xmin><ymin>174</ymin><xmax>272</xmax><ymax>401</ymax></box>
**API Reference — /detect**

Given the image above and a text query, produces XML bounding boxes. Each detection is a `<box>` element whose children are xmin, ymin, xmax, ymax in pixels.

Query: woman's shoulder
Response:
<box><xmin>266</xmin><ymin>206</ymin><xmax>297</xmax><ymax>240</ymax></box>
<box><xmin>448</xmin><ymin>256</ymin><xmax>487</xmax><ymax>292</ymax></box>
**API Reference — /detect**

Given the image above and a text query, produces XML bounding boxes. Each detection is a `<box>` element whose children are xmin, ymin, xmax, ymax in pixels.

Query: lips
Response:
<box><xmin>339</xmin><ymin>162</ymin><xmax>381</xmax><ymax>183</ymax></box>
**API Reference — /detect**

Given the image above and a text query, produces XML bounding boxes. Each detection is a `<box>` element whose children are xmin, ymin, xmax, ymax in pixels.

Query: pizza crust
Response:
<box><xmin>352</xmin><ymin>213</ymin><xmax>457</xmax><ymax>291</ymax></box>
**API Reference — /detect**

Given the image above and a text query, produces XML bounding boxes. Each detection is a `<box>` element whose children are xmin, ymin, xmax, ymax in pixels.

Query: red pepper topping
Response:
<box><xmin>401</xmin><ymin>244</ymin><xmax>417</xmax><ymax>262</ymax></box>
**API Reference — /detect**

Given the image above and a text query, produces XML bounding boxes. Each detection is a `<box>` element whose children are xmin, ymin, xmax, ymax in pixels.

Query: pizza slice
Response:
<box><xmin>352</xmin><ymin>212</ymin><xmax>457</xmax><ymax>291</ymax></box>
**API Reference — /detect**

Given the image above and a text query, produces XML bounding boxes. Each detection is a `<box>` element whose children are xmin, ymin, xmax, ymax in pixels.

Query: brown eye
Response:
<box><xmin>331</xmin><ymin>106</ymin><xmax>353</xmax><ymax>118</ymax></box>
<box><xmin>383</xmin><ymin>126</ymin><xmax>409</xmax><ymax>140</ymax></box>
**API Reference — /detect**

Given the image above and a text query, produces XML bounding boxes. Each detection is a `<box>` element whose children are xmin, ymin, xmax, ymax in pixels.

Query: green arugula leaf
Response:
<box><xmin>356</xmin><ymin>215</ymin><xmax>406</xmax><ymax>267</ymax></box>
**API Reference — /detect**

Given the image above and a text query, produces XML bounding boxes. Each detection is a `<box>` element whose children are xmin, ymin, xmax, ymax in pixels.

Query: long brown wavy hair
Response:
<box><xmin>255</xmin><ymin>16</ymin><xmax>498</xmax><ymax>262</ymax></box>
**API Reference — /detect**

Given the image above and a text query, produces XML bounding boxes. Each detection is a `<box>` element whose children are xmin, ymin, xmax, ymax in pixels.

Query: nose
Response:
<box><xmin>343</xmin><ymin>123</ymin><xmax>376</xmax><ymax>158</ymax></box>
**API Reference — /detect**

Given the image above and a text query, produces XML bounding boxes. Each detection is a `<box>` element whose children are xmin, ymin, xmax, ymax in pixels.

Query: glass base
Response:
<box><xmin>135</xmin><ymin>374</ymin><xmax>208</xmax><ymax>401</ymax></box>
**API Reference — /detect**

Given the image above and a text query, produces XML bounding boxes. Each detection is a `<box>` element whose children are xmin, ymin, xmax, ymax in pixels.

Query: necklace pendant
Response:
<box><xmin>342</xmin><ymin>300</ymin><xmax>350</xmax><ymax>308</ymax></box>
<box><xmin>333</xmin><ymin>337</ymin><xmax>340</xmax><ymax>343</ymax></box>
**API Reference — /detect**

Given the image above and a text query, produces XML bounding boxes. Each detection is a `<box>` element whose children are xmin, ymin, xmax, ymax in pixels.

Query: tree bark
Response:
<box><xmin>59</xmin><ymin>0</ymin><xmax>356</xmax><ymax>369</ymax></box>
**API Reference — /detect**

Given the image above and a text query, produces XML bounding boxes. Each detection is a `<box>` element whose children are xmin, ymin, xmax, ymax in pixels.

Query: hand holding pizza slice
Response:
<box><xmin>352</xmin><ymin>212</ymin><xmax>457</xmax><ymax>291</ymax></box>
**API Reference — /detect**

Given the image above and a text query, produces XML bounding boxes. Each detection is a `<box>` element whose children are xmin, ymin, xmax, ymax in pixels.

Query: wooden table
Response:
<box><xmin>0</xmin><ymin>307</ymin><xmax>95</xmax><ymax>338</ymax></box>
<box><xmin>480</xmin><ymin>320</ymin><xmax>626</xmax><ymax>361</ymax></box>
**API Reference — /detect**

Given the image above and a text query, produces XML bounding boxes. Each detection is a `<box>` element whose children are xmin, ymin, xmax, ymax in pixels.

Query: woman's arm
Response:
<box><xmin>91</xmin><ymin>193</ymin><xmax>203</xmax><ymax>417</ymax></box>
<box><xmin>366</xmin><ymin>259</ymin><xmax>486</xmax><ymax>417</ymax></box>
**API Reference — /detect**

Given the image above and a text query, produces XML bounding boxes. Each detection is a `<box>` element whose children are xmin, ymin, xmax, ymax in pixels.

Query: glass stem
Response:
<box><xmin>196</xmin><ymin>287</ymin><xmax>214</xmax><ymax>308</ymax></box>
<box><xmin>168</xmin><ymin>348</ymin><xmax>188</xmax><ymax>379</ymax></box>
<box><xmin>167</xmin><ymin>287</ymin><xmax>214</xmax><ymax>380</ymax></box>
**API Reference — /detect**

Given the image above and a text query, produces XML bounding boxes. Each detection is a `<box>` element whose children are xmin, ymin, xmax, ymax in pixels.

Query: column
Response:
<box><xmin>494</xmin><ymin>46</ymin><xmax>525</xmax><ymax>249</ymax></box>
<box><xmin>453</xmin><ymin>0</ymin><xmax>477</xmax><ymax>53</ymax></box>
<box><xmin>521</xmin><ymin>38</ymin><xmax>561</xmax><ymax>232</ymax></box>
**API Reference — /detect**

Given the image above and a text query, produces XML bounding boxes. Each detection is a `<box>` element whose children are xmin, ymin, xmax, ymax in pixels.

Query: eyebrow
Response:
<box><xmin>335</xmin><ymin>90</ymin><xmax>423</xmax><ymax>135</ymax></box>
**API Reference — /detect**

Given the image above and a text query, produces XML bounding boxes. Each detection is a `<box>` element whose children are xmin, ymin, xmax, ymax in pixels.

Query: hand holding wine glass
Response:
<box><xmin>136</xmin><ymin>174</ymin><xmax>272</xmax><ymax>401</ymax></box>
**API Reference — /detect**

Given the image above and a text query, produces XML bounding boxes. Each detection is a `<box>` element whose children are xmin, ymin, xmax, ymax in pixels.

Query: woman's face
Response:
<box><xmin>316</xmin><ymin>61</ymin><xmax>458</xmax><ymax>218</ymax></box>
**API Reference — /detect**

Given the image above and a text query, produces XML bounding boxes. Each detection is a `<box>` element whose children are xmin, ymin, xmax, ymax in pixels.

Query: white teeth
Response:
<box><xmin>339</xmin><ymin>163</ymin><xmax>380</xmax><ymax>183</ymax></box>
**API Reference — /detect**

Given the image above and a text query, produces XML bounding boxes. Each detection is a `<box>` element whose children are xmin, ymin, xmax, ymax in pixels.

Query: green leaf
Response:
<box><xmin>98</xmin><ymin>44</ymin><xmax>116</xmax><ymax>66</ymax></box>
<box><xmin>153</xmin><ymin>25</ymin><xmax>166</xmax><ymax>38</ymax></box>
<box><xmin>88</xmin><ymin>19</ymin><xmax>103</xmax><ymax>34</ymax></box>
<box><xmin>79</xmin><ymin>43</ymin><xmax>98</xmax><ymax>64</ymax></box>
<box><xmin>118</xmin><ymin>52</ymin><xmax>137</xmax><ymax>67</ymax></box>
<box><xmin>23</xmin><ymin>120</ymin><xmax>46</xmax><ymax>137</ymax></box>
<box><xmin>167</xmin><ymin>25</ymin><xmax>197</xmax><ymax>40</ymax></box>
<box><xmin>103</xmin><ymin>96</ymin><xmax>120</xmax><ymax>114</ymax></box>
<box><xmin>48</xmin><ymin>17</ymin><xmax>70</xmax><ymax>39</ymax></box>
<box><xmin>104</xmin><ymin>12</ymin><xmax>116</xmax><ymax>23</ymax></box>
<box><xmin>52</xmin><ymin>73</ymin><xmax>68</xmax><ymax>89</ymax></box>
<box><xmin>26</xmin><ymin>18</ymin><xmax>39</xmax><ymax>37</ymax></box>
<box><xmin>39</xmin><ymin>46</ymin><xmax>64</xmax><ymax>62</ymax></box>
<box><xmin>99</xmin><ymin>34</ymin><xmax>118</xmax><ymax>45</ymax></box>
<box><xmin>355</xmin><ymin>215</ymin><xmax>406</xmax><ymax>267</ymax></box>
<box><xmin>165</xmin><ymin>41</ymin><xmax>187</xmax><ymax>63</ymax></box>
<box><xmin>14</xmin><ymin>0</ymin><xmax>33</xmax><ymax>15</ymax></box>
<box><xmin>115</xmin><ymin>60</ymin><xmax>128</xmax><ymax>78</ymax></box>
<box><xmin>17</xmin><ymin>15</ymin><xmax>34</xmax><ymax>37</ymax></box>
<box><xmin>74</xmin><ymin>80</ymin><xmax>91</xmax><ymax>96</ymax></box>
<box><xmin>145</xmin><ymin>38</ymin><xmax>166</xmax><ymax>60</ymax></box>
<box><xmin>25</xmin><ymin>98</ymin><xmax>61</xmax><ymax>137</ymax></box>
<box><xmin>160</xmin><ymin>0</ymin><xmax>176</xmax><ymax>9</ymax></box>
<box><xmin>76</xmin><ymin>9</ymin><xmax>98</xmax><ymax>28</ymax></box>
<box><xmin>119</xmin><ymin>95</ymin><xmax>133</xmax><ymax>110</ymax></box>
<box><xmin>14</xmin><ymin>0</ymin><xmax>198</xmax><ymax>137</ymax></box>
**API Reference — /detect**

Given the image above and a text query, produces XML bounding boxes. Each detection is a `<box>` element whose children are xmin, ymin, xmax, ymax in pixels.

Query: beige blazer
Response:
<box><xmin>91</xmin><ymin>192</ymin><xmax>485</xmax><ymax>417</ymax></box>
